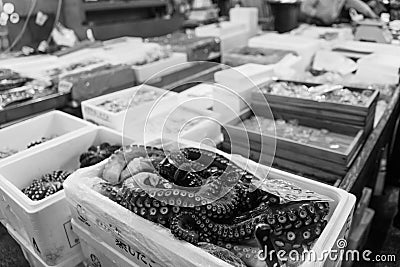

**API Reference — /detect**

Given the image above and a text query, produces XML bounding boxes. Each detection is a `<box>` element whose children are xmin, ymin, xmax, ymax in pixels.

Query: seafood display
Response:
<box><xmin>19</xmin><ymin>142</ymin><xmax>120</xmax><ymax>200</ymax></box>
<box><xmin>44</xmin><ymin>59</ymin><xmax>106</xmax><ymax>78</ymax></box>
<box><xmin>96</xmin><ymin>145</ymin><xmax>331</xmax><ymax>266</ymax></box>
<box><xmin>223</xmin><ymin>46</ymin><xmax>297</xmax><ymax>67</ymax></box>
<box><xmin>224</xmin><ymin>46</ymin><xmax>297</xmax><ymax>66</ymax></box>
<box><xmin>0</xmin><ymin>79</ymin><xmax>55</xmax><ymax>110</ymax></box>
<box><xmin>147</xmin><ymin>32</ymin><xmax>220</xmax><ymax>61</ymax></box>
<box><xmin>132</xmin><ymin>46</ymin><xmax>172</xmax><ymax>66</ymax></box>
<box><xmin>262</xmin><ymin>82</ymin><xmax>373</xmax><ymax>106</ymax></box>
<box><xmin>96</xmin><ymin>89</ymin><xmax>166</xmax><ymax>113</ymax></box>
<box><xmin>0</xmin><ymin>69</ymin><xmax>31</xmax><ymax>91</ymax></box>
<box><xmin>79</xmin><ymin>143</ymin><xmax>121</xmax><ymax>168</ymax></box>
<box><xmin>240</xmin><ymin>116</ymin><xmax>352</xmax><ymax>153</ymax></box>
<box><xmin>232</xmin><ymin>47</ymin><xmax>294</xmax><ymax>58</ymax></box>
<box><xmin>22</xmin><ymin>170</ymin><xmax>71</xmax><ymax>201</ymax></box>
<box><xmin>0</xmin><ymin>86</ymin><xmax>35</xmax><ymax>109</ymax></box>
<box><xmin>27</xmin><ymin>137</ymin><xmax>56</xmax><ymax>149</ymax></box>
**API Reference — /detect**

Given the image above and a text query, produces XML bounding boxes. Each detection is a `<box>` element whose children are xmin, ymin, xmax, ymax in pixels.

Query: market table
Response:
<box><xmin>0</xmin><ymin>91</ymin><xmax>71</xmax><ymax>128</ymax></box>
<box><xmin>340</xmin><ymin>87</ymin><xmax>400</xmax><ymax>198</ymax></box>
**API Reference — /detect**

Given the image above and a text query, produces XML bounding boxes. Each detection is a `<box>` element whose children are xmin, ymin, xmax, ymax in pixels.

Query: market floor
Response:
<box><xmin>0</xmin><ymin>224</ymin><xmax>29</xmax><ymax>267</ymax></box>
<box><xmin>355</xmin><ymin>187</ymin><xmax>400</xmax><ymax>267</ymax></box>
<box><xmin>0</xmin><ymin>188</ymin><xmax>399</xmax><ymax>267</ymax></box>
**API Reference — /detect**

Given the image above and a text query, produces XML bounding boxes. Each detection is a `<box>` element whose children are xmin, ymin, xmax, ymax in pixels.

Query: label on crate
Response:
<box><xmin>114</xmin><ymin>238</ymin><xmax>159</xmax><ymax>267</ymax></box>
<box><xmin>58</xmin><ymin>80</ymin><xmax>73</xmax><ymax>94</ymax></box>
<box><xmin>83</xmin><ymin>106</ymin><xmax>110</xmax><ymax>122</ymax></box>
<box><xmin>74</xmin><ymin>204</ymin><xmax>161</xmax><ymax>267</ymax></box>
<box><xmin>64</xmin><ymin>220</ymin><xmax>80</xmax><ymax>248</ymax></box>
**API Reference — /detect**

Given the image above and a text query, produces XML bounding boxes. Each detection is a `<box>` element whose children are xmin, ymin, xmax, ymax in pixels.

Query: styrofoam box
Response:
<box><xmin>132</xmin><ymin>52</ymin><xmax>188</xmax><ymax>83</ymax></box>
<box><xmin>81</xmin><ymin>85</ymin><xmax>178</xmax><ymax>132</ymax></box>
<box><xmin>229</xmin><ymin>7</ymin><xmax>259</xmax><ymax>38</ymax></box>
<box><xmin>1</xmin><ymin>55</ymin><xmax>59</xmax><ymax>77</ymax></box>
<box><xmin>6</xmin><ymin>223</ymin><xmax>83</xmax><ymax>267</ymax></box>
<box><xmin>248</xmin><ymin>33</ymin><xmax>321</xmax><ymax>71</ymax></box>
<box><xmin>124</xmin><ymin>106</ymin><xmax>221</xmax><ymax>144</ymax></box>
<box><xmin>64</xmin><ymin>141</ymin><xmax>356</xmax><ymax>267</ymax></box>
<box><xmin>177</xmin><ymin>83</ymin><xmax>215</xmax><ymax>111</ymax></box>
<box><xmin>213</xmin><ymin>64</ymin><xmax>275</xmax><ymax>121</ymax></box>
<box><xmin>97</xmin><ymin>43</ymin><xmax>188</xmax><ymax>82</ymax></box>
<box><xmin>13</xmin><ymin>53</ymin><xmax>108</xmax><ymax>81</ymax></box>
<box><xmin>214</xmin><ymin>63</ymin><xmax>275</xmax><ymax>92</ymax></box>
<box><xmin>355</xmin><ymin>53</ymin><xmax>400</xmax><ymax>85</ymax></box>
<box><xmin>332</xmin><ymin>40</ymin><xmax>400</xmax><ymax>58</ymax></box>
<box><xmin>72</xmin><ymin>219</ymin><xmax>142</xmax><ymax>267</ymax></box>
<box><xmin>195</xmin><ymin>21</ymin><xmax>246</xmax><ymax>37</ymax></box>
<box><xmin>291</xmin><ymin>25</ymin><xmax>354</xmax><ymax>41</ymax></box>
<box><xmin>195</xmin><ymin>22</ymin><xmax>249</xmax><ymax>53</ymax></box>
<box><xmin>0</xmin><ymin>111</ymin><xmax>95</xmax><ymax>167</ymax></box>
<box><xmin>0</xmin><ymin>127</ymin><xmax>135</xmax><ymax>266</ymax></box>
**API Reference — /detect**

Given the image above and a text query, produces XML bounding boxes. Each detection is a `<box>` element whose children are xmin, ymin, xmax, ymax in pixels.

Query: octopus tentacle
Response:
<box><xmin>170</xmin><ymin>211</ymin><xmax>200</xmax><ymax>244</ymax></box>
<box><xmin>99</xmin><ymin>145</ymin><xmax>332</xmax><ymax>267</ymax></box>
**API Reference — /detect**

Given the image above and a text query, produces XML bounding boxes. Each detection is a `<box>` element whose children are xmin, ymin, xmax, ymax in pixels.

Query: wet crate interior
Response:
<box><xmin>0</xmin><ymin>127</ymin><xmax>129</xmax><ymax>192</ymax></box>
<box><xmin>0</xmin><ymin>111</ymin><xmax>93</xmax><ymax>166</ymax></box>
<box><xmin>0</xmin><ymin>111</ymin><xmax>92</xmax><ymax>155</ymax></box>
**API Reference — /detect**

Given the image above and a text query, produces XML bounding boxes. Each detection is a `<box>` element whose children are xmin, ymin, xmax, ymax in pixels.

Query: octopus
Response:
<box><xmin>22</xmin><ymin>170</ymin><xmax>71</xmax><ymax>201</ymax></box>
<box><xmin>97</xmin><ymin>145</ymin><xmax>331</xmax><ymax>266</ymax></box>
<box><xmin>79</xmin><ymin>143</ymin><xmax>121</xmax><ymax>168</ymax></box>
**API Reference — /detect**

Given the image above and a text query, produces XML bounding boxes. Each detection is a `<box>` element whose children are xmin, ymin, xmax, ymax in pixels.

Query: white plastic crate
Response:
<box><xmin>6</xmin><ymin>223</ymin><xmax>83</xmax><ymax>267</ymax></box>
<box><xmin>0</xmin><ymin>127</ymin><xmax>134</xmax><ymax>265</ymax></box>
<box><xmin>0</xmin><ymin>111</ymin><xmax>94</xmax><ymax>167</ymax></box>
<box><xmin>195</xmin><ymin>22</ymin><xmax>249</xmax><ymax>53</ymax></box>
<box><xmin>81</xmin><ymin>85</ymin><xmax>178</xmax><ymax>132</ymax></box>
<box><xmin>64</xmin><ymin>141</ymin><xmax>356</xmax><ymax>267</ymax></box>
<box><xmin>248</xmin><ymin>33</ymin><xmax>321</xmax><ymax>71</ymax></box>
<box><xmin>72</xmin><ymin>219</ymin><xmax>144</xmax><ymax>267</ymax></box>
